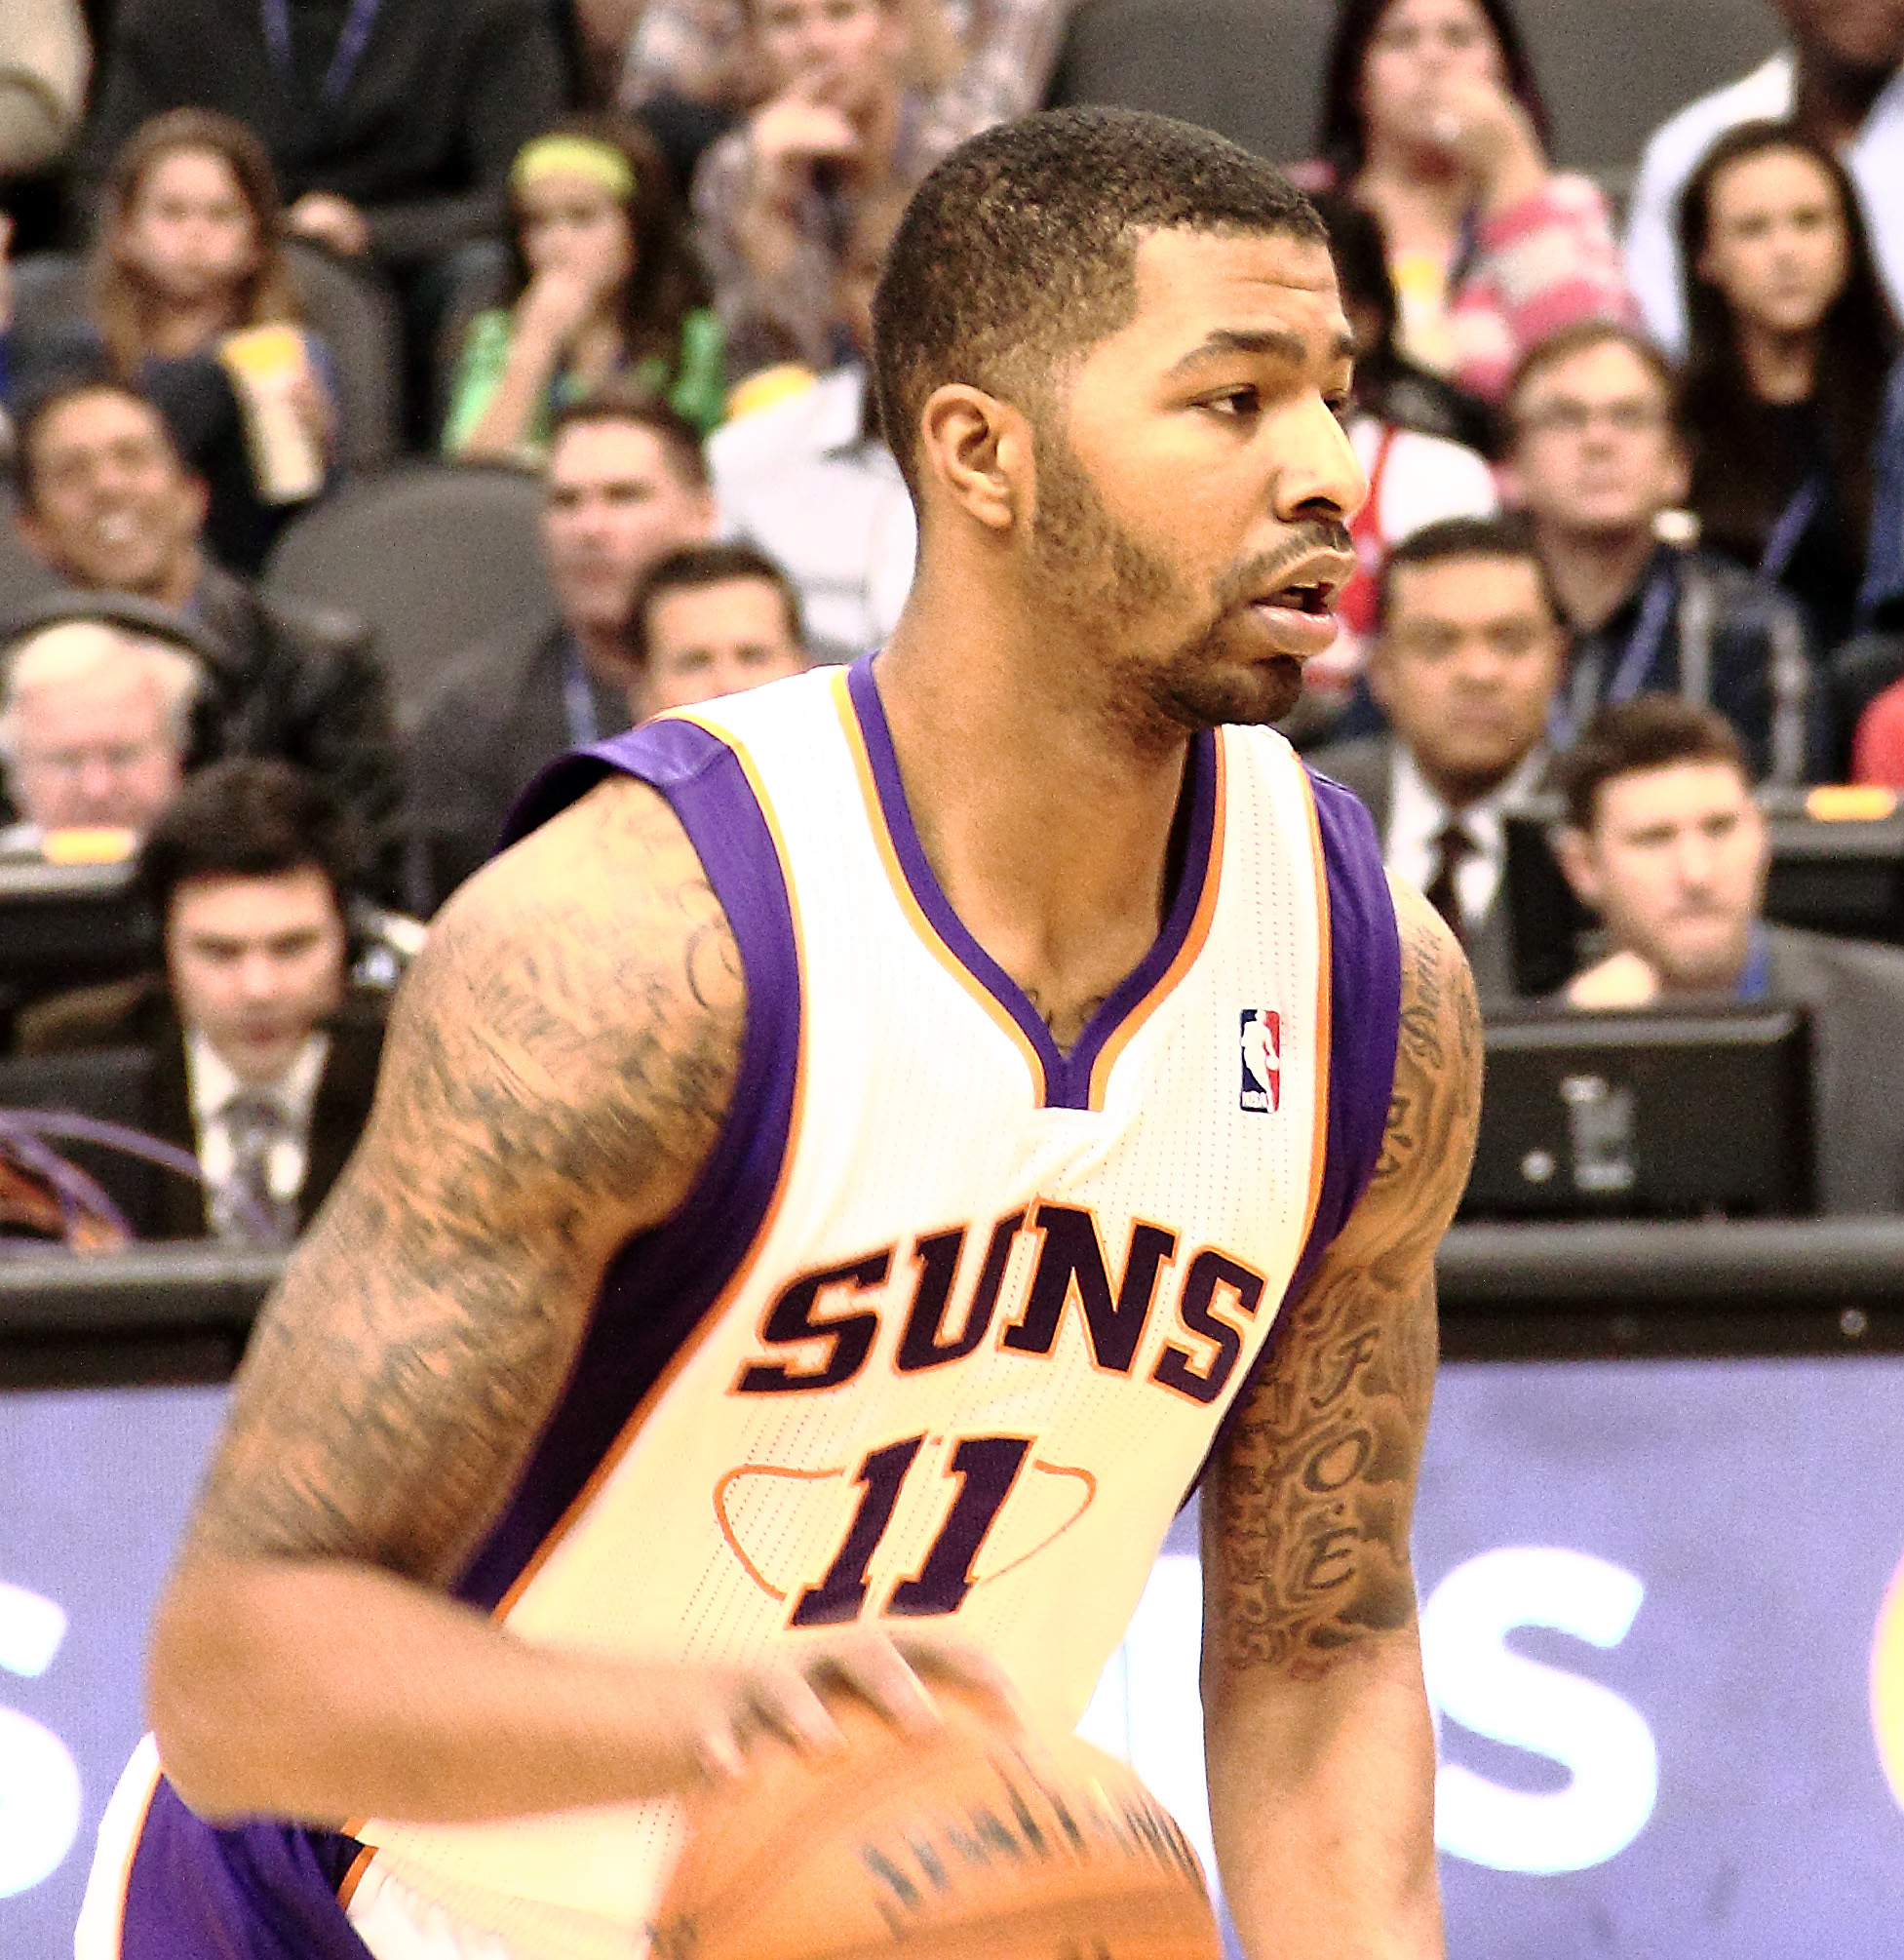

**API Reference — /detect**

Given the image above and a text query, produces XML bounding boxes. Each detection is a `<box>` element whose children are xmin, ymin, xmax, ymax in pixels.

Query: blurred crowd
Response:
<box><xmin>4</xmin><ymin>0</ymin><xmax>1904</xmax><ymax>1245</ymax></box>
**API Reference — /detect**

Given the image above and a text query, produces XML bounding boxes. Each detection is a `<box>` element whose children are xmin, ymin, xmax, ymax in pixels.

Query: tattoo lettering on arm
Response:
<box><xmin>185</xmin><ymin>778</ymin><xmax>746</xmax><ymax>1588</ymax></box>
<box><xmin>1204</xmin><ymin>882</ymin><xmax>1482</xmax><ymax>1678</ymax></box>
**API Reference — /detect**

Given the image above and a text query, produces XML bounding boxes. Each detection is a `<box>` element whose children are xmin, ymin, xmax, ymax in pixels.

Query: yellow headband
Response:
<box><xmin>512</xmin><ymin>135</ymin><xmax>636</xmax><ymax>202</ymax></box>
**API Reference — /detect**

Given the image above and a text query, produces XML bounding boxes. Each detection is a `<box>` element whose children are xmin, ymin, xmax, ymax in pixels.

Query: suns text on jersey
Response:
<box><xmin>729</xmin><ymin>1202</ymin><xmax>1270</xmax><ymax>1408</ymax></box>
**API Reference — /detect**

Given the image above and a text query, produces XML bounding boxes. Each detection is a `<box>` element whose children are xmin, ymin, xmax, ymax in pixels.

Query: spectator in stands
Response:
<box><xmin>693</xmin><ymin>0</ymin><xmax>953</xmax><ymax>379</ymax></box>
<box><xmin>0</xmin><ymin>0</ymin><xmax>89</xmax><ymax>179</ymax></box>
<box><xmin>1298</xmin><ymin>0</ymin><xmax>1635</xmax><ymax>403</ymax></box>
<box><xmin>10</xmin><ymin>377</ymin><xmax>402</xmax><ymax>871</ymax></box>
<box><xmin>82</xmin><ymin>0</ymin><xmax>568</xmax><ymax>432</ymax></box>
<box><xmin>1553</xmin><ymin>694</ymin><xmax>1904</xmax><ymax>1212</ymax></box>
<box><xmin>1309</xmin><ymin>516</ymin><xmax>1565</xmax><ymax>999</ymax></box>
<box><xmin>705</xmin><ymin>310</ymin><xmax>911</xmax><ymax>662</ymax></box>
<box><xmin>1504</xmin><ymin>319</ymin><xmax>1815</xmax><ymax>784</ymax></box>
<box><xmin>622</xmin><ymin>0</ymin><xmax>1069</xmax><ymax>191</ymax></box>
<box><xmin>443</xmin><ymin>116</ymin><xmax>725</xmax><ymax>460</ymax></box>
<box><xmin>1677</xmin><ymin>122</ymin><xmax>1902</xmax><ymax>664</ymax></box>
<box><xmin>570</xmin><ymin>0</ymin><xmax>646</xmax><ymax>109</ymax></box>
<box><xmin>407</xmin><ymin>385</ymin><xmax>714</xmax><ymax>911</ymax></box>
<box><xmin>1624</xmin><ymin>0</ymin><xmax>1904</xmax><ymax>354</ymax></box>
<box><xmin>630</xmin><ymin>538</ymin><xmax>805</xmax><ymax>716</ymax></box>
<box><xmin>1291</xmin><ymin>191</ymin><xmax>1497</xmax><ymax>744</ymax></box>
<box><xmin>3</xmin><ymin>110</ymin><xmax>335</xmax><ymax>574</ymax></box>
<box><xmin>18</xmin><ymin>758</ymin><xmax>385</xmax><ymax>1242</ymax></box>
<box><xmin>0</xmin><ymin>617</ymin><xmax>197</xmax><ymax>851</ymax></box>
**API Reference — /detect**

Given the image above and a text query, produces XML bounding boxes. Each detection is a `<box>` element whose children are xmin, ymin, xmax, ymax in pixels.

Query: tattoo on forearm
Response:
<box><xmin>188</xmin><ymin>782</ymin><xmax>744</xmax><ymax>1586</ymax></box>
<box><xmin>1206</xmin><ymin>895</ymin><xmax>1481</xmax><ymax>1677</ymax></box>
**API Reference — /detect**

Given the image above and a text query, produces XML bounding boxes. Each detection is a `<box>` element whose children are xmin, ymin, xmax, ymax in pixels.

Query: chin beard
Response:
<box><xmin>1155</xmin><ymin>642</ymin><xmax>1305</xmax><ymax>730</ymax></box>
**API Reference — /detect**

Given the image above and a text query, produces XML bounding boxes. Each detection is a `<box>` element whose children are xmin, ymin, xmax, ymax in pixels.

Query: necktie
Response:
<box><xmin>215</xmin><ymin>1092</ymin><xmax>298</xmax><ymax>1246</ymax></box>
<box><xmin>1423</xmin><ymin>821</ymin><xmax>1477</xmax><ymax>942</ymax></box>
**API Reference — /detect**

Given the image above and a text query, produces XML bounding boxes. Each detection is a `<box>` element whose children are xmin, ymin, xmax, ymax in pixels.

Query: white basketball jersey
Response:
<box><xmin>338</xmin><ymin>662</ymin><xmax>1400</xmax><ymax>1958</ymax></box>
<box><xmin>81</xmin><ymin>657</ymin><xmax>1399</xmax><ymax>1960</ymax></box>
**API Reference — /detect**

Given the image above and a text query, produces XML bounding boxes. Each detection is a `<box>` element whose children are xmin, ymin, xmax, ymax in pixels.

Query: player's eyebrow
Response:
<box><xmin>1167</xmin><ymin>326</ymin><xmax>1357</xmax><ymax>374</ymax></box>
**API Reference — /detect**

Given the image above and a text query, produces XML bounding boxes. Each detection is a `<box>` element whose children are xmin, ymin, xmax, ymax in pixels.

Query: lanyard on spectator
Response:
<box><xmin>563</xmin><ymin>641</ymin><xmax>602</xmax><ymax>749</ymax></box>
<box><xmin>1758</xmin><ymin>471</ymin><xmax>1825</xmax><ymax>588</ymax></box>
<box><xmin>1734</xmin><ymin>923</ymin><xmax>1771</xmax><ymax>1002</ymax></box>
<box><xmin>260</xmin><ymin>0</ymin><xmax>385</xmax><ymax>107</ymax></box>
<box><xmin>1549</xmin><ymin>558</ymin><xmax>1678</xmax><ymax>749</ymax></box>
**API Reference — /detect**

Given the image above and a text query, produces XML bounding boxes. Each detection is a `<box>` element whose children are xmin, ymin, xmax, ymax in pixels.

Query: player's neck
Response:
<box><xmin>878</xmin><ymin>599</ymin><xmax>1195</xmax><ymax>1053</ymax></box>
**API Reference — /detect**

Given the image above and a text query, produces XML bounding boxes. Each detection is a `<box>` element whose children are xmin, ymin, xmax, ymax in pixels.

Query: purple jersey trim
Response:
<box><xmin>1283</xmin><ymin>768</ymin><xmax>1402</xmax><ymax>1308</ymax></box>
<box><xmin>455</xmin><ymin>719</ymin><xmax>802</xmax><ymax>1610</ymax></box>
<box><xmin>1189</xmin><ymin>767</ymin><xmax>1400</xmax><ymax>1500</ymax></box>
<box><xmin>846</xmin><ymin>657</ymin><xmax>1219</xmax><ymax>1113</ymax></box>
<box><xmin>120</xmin><ymin>1778</ymin><xmax>372</xmax><ymax>1959</ymax></box>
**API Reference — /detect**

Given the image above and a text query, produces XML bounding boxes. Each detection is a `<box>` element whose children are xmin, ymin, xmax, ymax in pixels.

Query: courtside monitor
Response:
<box><xmin>1461</xmin><ymin>1003</ymin><xmax>1813</xmax><ymax>1221</ymax></box>
<box><xmin>0</xmin><ymin>857</ymin><xmax>157</xmax><ymax>1020</ymax></box>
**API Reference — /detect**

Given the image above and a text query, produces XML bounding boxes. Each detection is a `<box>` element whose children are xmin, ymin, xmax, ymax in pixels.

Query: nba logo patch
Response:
<box><xmin>1239</xmin><ymin>1009</ymin><xmax>1281</xmax><ymax>1114</ymax></box>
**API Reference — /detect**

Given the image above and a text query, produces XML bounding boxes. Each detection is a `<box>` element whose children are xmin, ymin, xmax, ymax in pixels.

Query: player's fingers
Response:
<box><xmin>745</xmin><ymin>1664</ymin><xmax>848</xmax><ymax>1754</ymax></box>
<box><xmin>892</xmin><ymin>1634</ymin><xmax>1025</xmax><ymax>1727</ymax></box>
<box><xmin>810</xmin><ymin>1633</ymin><xmax>944</xmax><ymax>1737</ymax></box>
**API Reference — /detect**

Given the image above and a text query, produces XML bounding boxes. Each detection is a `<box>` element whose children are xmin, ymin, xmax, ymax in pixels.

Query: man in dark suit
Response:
<box><xmin>17</xmin><ymin>757</ymin><xmax>384</xmax><ymax>1240</ymax></box>
<box><xmin>1552</xmin><ymin>695</ymin><xmax>1904</xmax><ymax>1214</ymax></box>
<box><xmin>405</xmin><ymin>385</ymin><xmax>714</xmax><ymax>912</ymax></box>
<box><xmin>11</xmin><ymin>376</ymin><xmax>404</xmax><ymax>885</ymax></box>
<box><xmin>1309</xmin><ymin>516</ymin><xmax>1565</xmax><ymax>1000</ymax></box>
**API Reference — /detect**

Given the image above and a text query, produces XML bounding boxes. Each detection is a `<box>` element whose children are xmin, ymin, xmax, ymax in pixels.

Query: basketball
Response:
<box><xmin>648</xmin><ymin>1687</ymin><xmax>1224</xmax><ymax>1960</ymax></box>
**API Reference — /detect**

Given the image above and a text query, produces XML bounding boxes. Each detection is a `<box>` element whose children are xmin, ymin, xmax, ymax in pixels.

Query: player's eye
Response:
<box><xmin>1326</xmin><ymin>392</ymin><xmax>1354</xmax><ymax>425</ymax></box>
<box><xmin>1203</xmin><ymin>387</ymin><xmax>1260</xmax><ymax>419</ymax></box>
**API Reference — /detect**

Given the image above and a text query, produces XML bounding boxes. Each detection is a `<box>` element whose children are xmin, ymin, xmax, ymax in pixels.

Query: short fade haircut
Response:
<box><xmin>1375</xmin><ymin>513</ymin><xmax>1559</xmax><ymax>633</ymax></box>
<box><xmin>138</xmin><ymin>757</ymin><xmax>363</xmax><ymax>924</ymax></box>
<box><xmin>1505</xmin><ymin>320</ymin><xmax>1683</xmax><ymax>436</ymax></box>
<box><xmin>11</xmin><ymin>372</ymin><xmax>186</xmax><ymax>512</ymax></box>
<box><xmin>545</xmin><ymin>380</ymin><xmax>709</xmax><ymax>492</ymax></box>
<box><xmin>872</xmin><ymin>106</ymin><xmax>1326</xmax><ymax>500</ymax></box>
<box><xmin>1550</xmin><ymin>695</ymin><xmax>1747</xmax><ymax>833</ymax></box>
<box><xmin>632</xmin><ymin>541</ymin><xmax>804</xmax><ymax>666</ymax></box>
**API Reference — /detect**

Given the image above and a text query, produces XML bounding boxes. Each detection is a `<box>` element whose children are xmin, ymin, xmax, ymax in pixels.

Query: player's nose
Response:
<box><xmin>1269</xmin><ymin>396</ymin><xmax>1368</xmax><ymax>529</ymax></box>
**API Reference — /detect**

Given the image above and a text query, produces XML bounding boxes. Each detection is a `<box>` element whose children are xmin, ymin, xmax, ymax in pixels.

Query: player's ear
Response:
<box><xmin>916</xmin><ymin>384</ymin><xmax>1028</xmax><ymax>533</ymax></box>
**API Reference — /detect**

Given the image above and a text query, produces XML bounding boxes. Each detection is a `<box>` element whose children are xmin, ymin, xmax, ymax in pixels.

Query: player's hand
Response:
<box><xmin>687</xmin><ymin>1631</ymin><xmax>1022</xmax><ymax>1782</ymax></box>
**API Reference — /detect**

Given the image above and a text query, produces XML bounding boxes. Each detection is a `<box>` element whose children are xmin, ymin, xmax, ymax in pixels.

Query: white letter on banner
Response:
<box><xmin>0</xmin><ymin>1581</ymin><xmax>82</xmax><ymax>1898</ymax></box>
<box><xmin>1420</xmin><ymin>1547</ymin><xmax>1657</xmax><ymax>1875</ymax></box>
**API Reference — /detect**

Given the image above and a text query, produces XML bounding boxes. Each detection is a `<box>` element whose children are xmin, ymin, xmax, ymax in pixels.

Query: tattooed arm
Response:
<box><xmin>1200</xmin><ymin>879</ymin><xmax>1481</xmax><ymax>1959</ymax></box>
<box><xmin>148</xmin><ymin>779</ymin><xmax>952</xmax><ymax>1826</ymax></box>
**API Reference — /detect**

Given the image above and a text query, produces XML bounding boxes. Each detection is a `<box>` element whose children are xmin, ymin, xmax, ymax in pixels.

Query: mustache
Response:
<box><xmin>1213</xmin><ymin>522</ymin><xmax>1356</xmax><ymax>608</ymax></box>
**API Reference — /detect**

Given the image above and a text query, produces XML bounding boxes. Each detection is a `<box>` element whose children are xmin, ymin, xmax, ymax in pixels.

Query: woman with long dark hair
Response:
<box><xmin>1300</xmin><ymin>0</ymin><xmax>1634</xmax><ymax>402</ymax></box>
<box><xmin>443</xmin><ymin>114</ymin><xmax>725</xmax><ymax>458</ymax></box>
<box><xmin>1678</xmin><ymin>119</ymin><xmax>1901</xmax><ymax>658</ymax></box>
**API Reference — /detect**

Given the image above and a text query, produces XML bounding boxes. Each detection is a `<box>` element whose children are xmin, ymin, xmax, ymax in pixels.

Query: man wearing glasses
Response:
<box><xmin>1503</xmin><ymin>319</ymin><xmax>1816</xmax><ymax>784</ymax></box>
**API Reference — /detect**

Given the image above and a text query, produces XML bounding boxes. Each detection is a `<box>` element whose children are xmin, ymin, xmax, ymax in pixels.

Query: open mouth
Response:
<box><xmin>1268</xmin><ymin>581</ymin><xmax>1336</xmax><ymax>615</ymax></box>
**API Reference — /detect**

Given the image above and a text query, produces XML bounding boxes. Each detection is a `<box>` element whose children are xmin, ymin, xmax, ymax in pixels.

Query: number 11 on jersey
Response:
<box><xmin>790</xmin><ymin>1434</ymin><xmax>1032</xmax><ymax>1627</ymax></box>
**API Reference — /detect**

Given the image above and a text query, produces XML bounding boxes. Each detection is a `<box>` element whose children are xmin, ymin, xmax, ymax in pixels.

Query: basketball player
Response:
<box><xmin>92</xmin><ymin>109</ymin><xmax>1480</xmax><ymax>1960</ymax></box>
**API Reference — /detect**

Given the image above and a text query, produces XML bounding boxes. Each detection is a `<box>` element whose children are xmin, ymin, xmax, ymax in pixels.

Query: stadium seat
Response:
<box><xmin>1516</xmin><ymin>0</ymin><xmax>1784</xmax><ymax>184</ymax></box>
<box><xmin>0</xmin><ymin>490</ymin><xmax>63</xmax><ymax>623</ymax></box>
<box><xmin>1</xmin><ymin>242</ymin><xmax>403</xmax><ymax>475</ymax></box>
<box><xmin>261</xmin><ymin>462</ymin><xmax>553</xmax><ymax>723</ymax></box>
<box><xmin>1046</xmin><ymin>0</ymin><xmax>1336</xmax><ymax>162</ymax></box>
<box><xmin>1046</xmin><ymin>0</ymin><xmax>1785</xmax><ymax>188</ymax></box>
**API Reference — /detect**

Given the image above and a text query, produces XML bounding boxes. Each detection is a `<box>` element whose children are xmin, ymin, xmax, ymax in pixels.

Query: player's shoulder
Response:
<box><xmin>425</xmin><ymin>771</ymin><xmax>747</xmax><ymax>1086</ymax></box>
